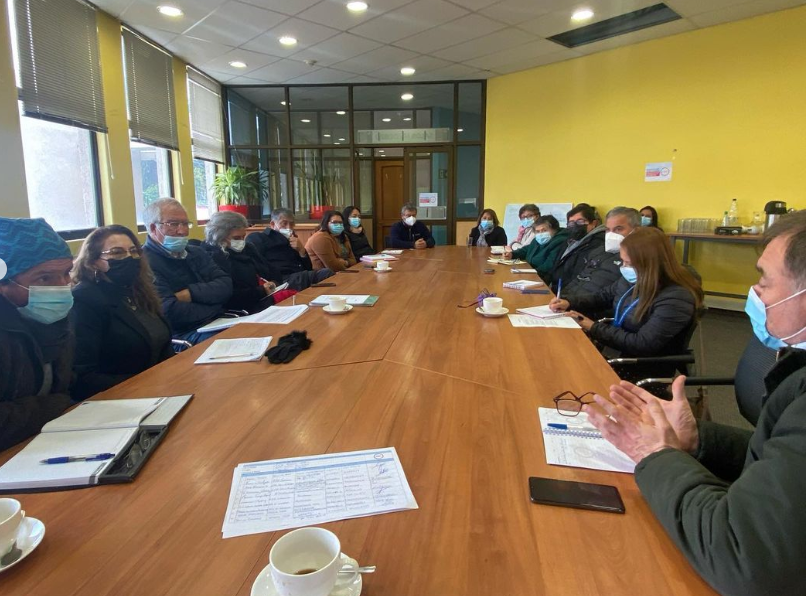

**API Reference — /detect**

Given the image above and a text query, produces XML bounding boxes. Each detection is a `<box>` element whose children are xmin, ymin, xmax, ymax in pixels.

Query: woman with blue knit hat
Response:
<box><xmin>0</xmin><ymin>217</ymin><xmax>76</xmax><ymax>451</ymax></box>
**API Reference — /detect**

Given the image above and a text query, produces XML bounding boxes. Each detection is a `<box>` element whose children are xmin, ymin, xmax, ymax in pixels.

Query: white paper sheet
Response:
<box><xmin>41</xmin><ymin>398</ymin><xmax>164</xmax><ymax>433</ymax></box>
<box><xmin>309</xmin><ymin>295</ymin><xmax>373</xmax><ymax>306</ymax></box>
<box><xmin>194</xmin><ymin>337</ymin><xmax>272</xmax><ymax>364</ymax></box>
<box><xmin>381</xmin><ymin>249</ymin><xmax>403</xmax><ymax>255</ymax></box>
<box><xmin>222</xmin><ymin>447</ymin><xmax>418</xmax><ymax>538</ymax></box>
<box><xmin>511</xmin><ymin>268</ymin><xmax>537</xmax><ymax>274</ymax></box>
<box><xmin>508</xmin><ymin>314</ymin><xmax>581</xmax><ymax>329</ymax></box>
<box><xmin>197</xmin><ymin>305</ymin><xmax>309</xmax><ymax>332</ymax></box>
<box><xmin>538</xmin><ymin>408</ymin><xmax>634</xmax><ymax>473</ymax></box>
<box><xmin>503</xmin><ymin>279</ymin><xmax>543</xmax><ymax>290</ymax></box>
<box><xmin>516</xmin><ymin>305</ymin><xmax>564</xmax><ymax>319</ymax></box>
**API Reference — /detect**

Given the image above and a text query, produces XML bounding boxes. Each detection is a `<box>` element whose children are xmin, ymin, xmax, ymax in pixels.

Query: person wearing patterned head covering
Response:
<box><xmin>0</xmin><ymin>217</ymin><xmax>75</xmax><ymax>450</ymax></box>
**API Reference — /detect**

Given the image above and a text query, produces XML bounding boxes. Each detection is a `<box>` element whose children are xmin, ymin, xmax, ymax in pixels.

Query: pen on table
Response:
<box><xmin>205</xmin><ymin>353</ymin><xmax>257</xmax><ymax>360</ymax></box>
<box><xmin>556</xmin><ymin>278</ymin><xmax>563</xmax><ymax>301</ymax></box>
<box><xmin>41</xmin><ymin>453</ymin><xmax>115</xmax><ymax>465</ymax></box>
<box><xmin>547</xmin><ymin>423</ymin><xmax>599</xmax><ymax>432</ymax></box>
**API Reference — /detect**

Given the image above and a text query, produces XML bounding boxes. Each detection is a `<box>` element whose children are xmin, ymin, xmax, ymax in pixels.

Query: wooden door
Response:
<box><xmin>374</xmin><ymin>160</ymin><xmax>404</xmax><ymax>248</ymax></box>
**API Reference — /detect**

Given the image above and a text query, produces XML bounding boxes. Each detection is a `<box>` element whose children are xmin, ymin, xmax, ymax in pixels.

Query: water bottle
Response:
<box><xmin>722</xmin><ymin>211</ymin><xmax>729</xmax><ymax>227</ymax></box>
<box><xmin>727</xmin><ymin>198</ymin><xmax>739</xmax><ymax>226</ymax></box>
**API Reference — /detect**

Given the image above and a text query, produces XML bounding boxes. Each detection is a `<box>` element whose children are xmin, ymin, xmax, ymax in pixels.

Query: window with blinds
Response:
<box><xmin>187</xmin><ymin>67</ymin><xmax>225</xmax><ymax>163</ymax></box>
<box><xmin>14</xmin><ymin>0</ymin><xmax>106</xmax><ymax>132</ymax></box>
<box><xmin>122</xmin><ymin>27</ymin><xmax>178</xmax><ymax>151</ymax></box>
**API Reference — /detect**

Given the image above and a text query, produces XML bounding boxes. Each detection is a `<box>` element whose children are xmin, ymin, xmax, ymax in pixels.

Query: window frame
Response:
<box><xmin>130</xmin><ymin>141</ymin><xmax>175</xmax><ymax>233</ymax></box>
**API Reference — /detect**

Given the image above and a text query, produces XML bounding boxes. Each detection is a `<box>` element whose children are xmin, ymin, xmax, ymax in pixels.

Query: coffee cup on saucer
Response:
<box><xmin>375</xmin><ymin>260</ymin><xmax>389</xmax><ymax>271</ymax></box>
<box><xmin>328</xmin><ymin>296</ymin><xmax>347</xmax><ymax>311</ymax></box>
<box><xmin>270</xmin><ymin>527</ymin><xmax>343</xmax><ymax>596</ymax></box>
<box><xmin>0</xmin><ymin>499</ymin><xmax>25</xmax><ymax>557</ymax></box>
<box><xmin>482</xmin><ymin>297</ymin><xmax>504</xmax><ymax>314</ymax></box>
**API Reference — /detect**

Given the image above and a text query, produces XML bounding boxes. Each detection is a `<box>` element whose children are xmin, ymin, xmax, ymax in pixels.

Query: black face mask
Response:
<box><xmin>567</xmin><ymin>223</ymin><xmax>588</xmax><ymax>241</ymax></box>
<box><xmin>105</xmin><ymin>257</ymin><xmax>141</xmax><ymax>287</ymax></box>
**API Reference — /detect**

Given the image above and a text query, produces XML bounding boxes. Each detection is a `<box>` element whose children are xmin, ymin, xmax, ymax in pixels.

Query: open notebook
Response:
<box><xmin>0</xmin><ymin>396</ymin><xmax>192</xmax><ymax>492</ymax></box>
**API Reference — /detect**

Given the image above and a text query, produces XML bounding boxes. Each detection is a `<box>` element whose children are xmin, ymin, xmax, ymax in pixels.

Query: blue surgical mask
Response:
<box><xmin>329</xmin><ymin>223</ymin><xmax>344</xmax><ymax>235</ymax></box>
<box><xmin>161</xmin><ymin>234</ymin><xmax>188</xmax><ymax>253</ymax></box>
<box><xmin>15</xmin><ymin>284</ymin><xmax>74</xmax><ymax>325</ymax></box>
<box><xmin>521</xmin><ymin>218</ymin><xmax>535</xmax><ymax>228</ymax></box>
<box><xmin>641</xmin><ymin>216</ymin><xmax>652</xmax><ymax>227</ymax></box>
<box><xmin>620</xmin><ymin>266</ymin><xmax>637</xmax><ymax>284</ymax></box>
<box><xmin>480</xmin><ymin>220</ymin><xmax>493</xmax><ymax>231</ymax></box>
<box><xmin>535</xmin><ymin>231</ymin><xmax>551</xmax><ymax>246</ymax></box>
<box><xmin>745</xmin><ymin>286</ymin><xmax>806</xmax><ymax>349</ymax></box>
<box><xmin>349</xmin><ymin>217</ymin><xmax>361</xmax><ymax>228</ymax></box>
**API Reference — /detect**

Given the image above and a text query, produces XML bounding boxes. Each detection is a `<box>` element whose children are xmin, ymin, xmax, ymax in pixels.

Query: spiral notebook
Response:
<box><xmin>537</xmin><ymin>408</ymin><xmax>635</xmax><ymax>474</ymax></box>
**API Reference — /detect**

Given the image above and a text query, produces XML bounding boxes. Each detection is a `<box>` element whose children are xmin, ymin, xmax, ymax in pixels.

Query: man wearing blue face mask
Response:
<box><xmin>582</xmin><ymin>210</ymin><xmax>806</xmax><ymax>596</ymax></box>
<box><xmin>0</xmin><ymin>217</ymin><xmax>75</xmax><ymax>451</ymax></box>
<box><xmin>142</xmin><ymin>198</ymin><xmax>232</xmax><ymax>345</ymax></box>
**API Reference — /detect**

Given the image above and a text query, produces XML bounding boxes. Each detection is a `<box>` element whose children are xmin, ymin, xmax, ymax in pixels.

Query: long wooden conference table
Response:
<box><xmin>0</xmin><ymin>247</ymin><xmax>714</xmax><ymax>595</ymax></box>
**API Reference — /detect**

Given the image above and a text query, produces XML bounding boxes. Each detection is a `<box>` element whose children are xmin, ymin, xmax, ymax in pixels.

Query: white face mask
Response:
<box><xmin>404</xmin><ymin>216</ymin><xmax>417</xmax><ymax>226</ymax></box>
<box><xmin>769</xmin><ymin>287</ymin><xmax>806</xmax><ymax>346</ymax></box>
<box><xmin>604</xmin><ymin>232</ymin><xmax>625</xmax><ymax>254</ymax></box>
<box><xmin>278</xmin><ymin>227</ymin><xmax>293</xmax><ymax>238</ymax></box>
<box><xmin>229</xmin><ymin>239</ymin><xmax>246</xmax><ymax>252</ymax></box>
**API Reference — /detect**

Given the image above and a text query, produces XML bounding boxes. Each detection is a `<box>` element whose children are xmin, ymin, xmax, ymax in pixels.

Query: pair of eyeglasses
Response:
<box><xmin>100</xmin><ymin>247</ymin><xmax>142</xmax><ymax>260</ymax></box>
<box><xmin>553</xmin><ymin>391</ymin><xmax>595</xmax><ymax>417</ymax></box>
<box><xmin>457</xmin><ymin>288</ymin><xmax>497</xmax><ymax>308</ymax></box>
<box><xmin>159</xmin><ymin>220</ymin><xmax>193</xmax><ymax>231</ymax></box>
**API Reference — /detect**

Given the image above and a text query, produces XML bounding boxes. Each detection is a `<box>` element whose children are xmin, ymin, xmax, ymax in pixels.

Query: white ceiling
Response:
<box><xmin>94</xmin><ymin>0</ymin><xmax>806</xmax><ymax>85</ymax></box>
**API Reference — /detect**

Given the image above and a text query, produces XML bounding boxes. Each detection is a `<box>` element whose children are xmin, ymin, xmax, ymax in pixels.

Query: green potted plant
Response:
<box><xmin>211</xmin><ymin>166</ymin><xmax>263</xmax><ymax>221</ymax></box>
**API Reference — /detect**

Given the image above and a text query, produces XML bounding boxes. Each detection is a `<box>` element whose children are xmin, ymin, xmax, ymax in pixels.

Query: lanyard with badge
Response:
<box><xmin>613</xmin><ymin>285</ymin><xmax>639</xmax><ymax>328</ymax></box>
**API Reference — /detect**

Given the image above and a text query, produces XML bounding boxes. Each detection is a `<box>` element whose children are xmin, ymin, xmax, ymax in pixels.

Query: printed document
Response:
<box><xmin>195</xmin><ymin>337</ymin><xmax>272</xmax><ymax>364</ymax></box>
<box><xmin>508</xmin><ymin>315</ymin><xmax>581</xmax><ymax>329</ymax></box>
<box><xmin>198</xmin><ymin>305</ymin><xmax>308</xmax><ymax>333</ymax></box>
<box><xmin>538</xmin><ymin>408</ymin><xmax>635</xmax><ymax>473</ymax></box>
<box><xmin>516</xmin><ymin>305</ymin><xmax>564</xmax><ymax>319</ymax></box>
<box><xmin>222</xmin><ymin>448</ymin><xmax>418</xmax><ymax>538</ymax></box>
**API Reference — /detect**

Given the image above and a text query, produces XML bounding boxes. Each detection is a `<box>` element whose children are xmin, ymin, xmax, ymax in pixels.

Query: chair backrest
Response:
<box><xmin>384</xmin><ymin>236</ymin><xmax>392</xmax><ymax>249</ymax></box>
<box><xmin>735</xmin><ymin>334</ymin><xmax>779</xmax><ymax>426</ymax></box>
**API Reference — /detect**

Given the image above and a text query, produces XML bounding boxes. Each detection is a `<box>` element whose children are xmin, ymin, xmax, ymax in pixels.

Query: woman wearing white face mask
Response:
<box><xmin>550</xmin><ymin>227</ymin><xmax>703</xmax><ymax>375</ymax></box>
<box><xmin>507</xmin><ymin>215</ymin><xmax>569</xmax><ymax>283</ymax></box>
<box><xmin>202</xmin><ymin>211</ymin><xmax>294</xmax><ymax>313</ymax></box>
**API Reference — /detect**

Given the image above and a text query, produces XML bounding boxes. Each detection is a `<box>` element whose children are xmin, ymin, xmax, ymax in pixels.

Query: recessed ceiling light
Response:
<box><xmin>571</xmin><ymin>8</ymin><xmax>594</xmax><ymax>22</ymax></box>
<box><xmin>280</xmin><ymin>101</ymin><xmax>287</xmax><ymax>105</ymax></box>
<box><xmin>403</xmin><ymin>117</ymin><xmax>412</xmax><ymax>121</ymax></box>
<box><xmin>346</xmin><ymin>1</ymin><xmax>368</xmax><ymax>13</ymax></box>
<box><xmin>401</xmin><ymin>93</ymin><xmax>413</xmax><ymax>101</ymax></box>
<box><xmin>382</xmin><ymin>118</ymin><xmax>391</xmax><ymax>122</ymax></box>
<box><xmin>279</xmin><ymin>36</ymin><xmax>297</xmax><ymax>47</ymax></box>
<box><xmin>157</xmin><ymin>5</ymin><xmax>183</xmax><ymax>17</ymax></box>
<box><xmin>336</xmin><ymin>110</ymin><xmax>346</xmax><ymax>115</ymax></box>
<box><xmin>338</xmin><ymin>138</ymin><xmax>345</xmax><ymax>141</ymax></box>
<box><xmin>323</xmin><ymin>134</ymin><xmax>331</xmax><ymax>137</ymax></box>
<box><xmin>301</xmin><ymin>119</ymin><xmax>311</xmax><ymax>123</ymax></box>
<box><xmin>334</xmin><ymin>142</ymin><xmax>341</xmax><ymax>145</ymax></box>
<box><xmin>400</xmin><ymin>66</ymin><xmax>415</xmax><ymax>76</ymax></box>
<box><xmin>229</xmin><ymin>61</ymin><xmax>247</xmax><ymax>69</ymax></box>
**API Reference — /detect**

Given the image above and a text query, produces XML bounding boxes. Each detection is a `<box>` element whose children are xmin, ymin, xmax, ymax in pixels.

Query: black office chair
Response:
<box><xmin>171</xmin><ymin>339</ymin><xmax>193</xmax><ymax>353</ymax></box>
<box><xmin>637</xmin><ymin>334</ymin><xmax>779</xmax><ymax>426</ymax></box>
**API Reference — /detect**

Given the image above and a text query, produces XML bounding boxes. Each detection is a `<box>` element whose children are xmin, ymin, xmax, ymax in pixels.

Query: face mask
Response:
<box><xmin>404</xmin><ymin>216</ymin><xmax>417</xmax><ymax>226</ymax></box>
<box><xmin>745</xmin><ymin>286</ymin><xmax>806</xmax><ymax>349</ymax></box>
<box><xmin>161</xmin><ymin>234</ymin><xmax>188</xmax><ymax>253</ymax></box>
<box><xmin>229</xmin><ymin>239</ymin><xmax>246</xmax><ymax>253</ymax></box>
<box><xmin>105</xmin><ymin>258</ymin><xmax>141</xmax><ymax>287</ymax></box>
<box><xmin>480</xmin><ymin>220</ymin><xmax>493</xmax><ymax>231</ymax></box>
<box><xmin>641</xmin><ymin>216</ymin><xmax>652</xmax><ymax>227</ymax></box>
<box><xmin>535</xmin><ymin>232</ymin><xmax>551</xmax><ymax>246</ymax></box>
<box><xmin>15</xmin><ymin>284</ymin><xmax>74</xmax><ymax>325</ymax></box>
<box><xmin>605</xmin><ymin>231</ymin><xmax>625</xmax><ymax>253</ymax></box>
<box><xmin>620</xmin><ymin>266</ymin><xmax>637</xmax><ymax>284</ymax></box>
<box><xmin>329</xmin><ymin>223</ymin><xmax>344</xmax><ymax>235</ymax></box>
<box><xmin>521</xmin><ymin>218</ymin><xmax>535</xmax><ymax>228</ymax></box>
<box><xmin>348</xmin><ymin>217</ymin><xmax>361</xmax><ymax>228</ymax></box>
<box><xmin>278</xmin><ymin>227</ymin><xmax>293</xmax><ymax>238</ymax></box>
<box><xmin>567</xmin><ymin>223</ymin><xmax>588</xmax><ymax>241</ymax></box>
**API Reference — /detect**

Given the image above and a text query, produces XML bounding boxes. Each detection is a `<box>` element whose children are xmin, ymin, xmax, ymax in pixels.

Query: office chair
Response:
<box><xmin>171</xmin><ymin>339</ymin><xmax>192</xmax><ymax>353</ymax></box>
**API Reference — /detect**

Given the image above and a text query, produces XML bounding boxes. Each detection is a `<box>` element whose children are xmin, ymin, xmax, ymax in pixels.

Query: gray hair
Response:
<box><xmin>205</xmin><ymin>211</ymin><xmax>248</xmax><ymax>246</ymax></box>
<box><xmin>606</xmin><ymin>206</ymin><xmax>641</xmax><ymax>228</ymax></box>
<box><xmin>763</xmin><ymin>209</ymin><xmax>806</xmax><ymax>289</ymax></box>
<box><xmin>401</xmin><ymin>203</ymin><xmax>417</xmax><ymax>216</ymax></box>
<box><xmin>143</xmin><ymin>197</ymin><xmax>185</xmax><ymax>228</ymax></box>
<box><xmin>271</xmin><ymin>208</ymin><xmax>294</xmax><ymax>223</ymax></box>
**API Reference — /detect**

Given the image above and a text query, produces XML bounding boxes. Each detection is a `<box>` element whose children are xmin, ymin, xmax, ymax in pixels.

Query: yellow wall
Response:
<box><xmin>485</xmin><ymin>6</ymin><xmax>806</xmax><ymax>297</ymax></box>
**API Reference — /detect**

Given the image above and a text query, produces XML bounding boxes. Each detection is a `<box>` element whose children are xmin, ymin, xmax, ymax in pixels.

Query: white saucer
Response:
<box><xmin>373</xmin><ymin>266</ymin><xmax>392</xmax><ymax>272</ymax></box>
<box><xmin>251</xmin><ymin>554</ymin><xmax>362</xmax><ymax>596</ymax></box>
<box><xmin>476</xmin><ymin>307</ymin><xmax>509</xmax><ymax>318</ymax></box>
<box><xmin>323</xmin><ymin>304</ymin><xmax>353</xmax><ymax>315</ymax></box>
<box><xmin>0</xmin><ymin>517</ymin><xmax>45</xmax><ymax>573</ymax></box>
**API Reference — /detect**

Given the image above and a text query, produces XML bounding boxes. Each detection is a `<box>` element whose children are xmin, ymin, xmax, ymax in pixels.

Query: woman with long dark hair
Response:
<box><xmin>71</xmin><ymin>225</ymin><xmax>173</xmax><ymax>399</ymax></box>
<box><xmin>305</xmin><ymin>210</ymin><xmax>357</xmax><ymax>271</ymax></box>
<box><xmin>342</xmin><ymin>205</ymin><xmax>375</xmax><ymax>259</ymax></box>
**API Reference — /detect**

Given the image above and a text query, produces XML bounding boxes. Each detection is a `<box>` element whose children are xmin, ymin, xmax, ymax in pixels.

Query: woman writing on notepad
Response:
<box><xmin>305</xmin><ymin>211</ymin><xmax>357</xmax><ymax>272</ymax></box>
<box><xmin>506</xmin><ymin>215</ymin><xmax>569</xmax><ymax>284</ymax></box>
<box><xmin>549</xmin><ymin>227</ymin><xmax>702</xmax><ymax>374</ymax></box>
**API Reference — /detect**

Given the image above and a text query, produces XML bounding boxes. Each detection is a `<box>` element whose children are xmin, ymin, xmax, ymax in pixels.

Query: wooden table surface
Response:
<box><xmin>0</xmin><ymin>247</ymin><xmax>714</xmax><ymax>596</ymax></box>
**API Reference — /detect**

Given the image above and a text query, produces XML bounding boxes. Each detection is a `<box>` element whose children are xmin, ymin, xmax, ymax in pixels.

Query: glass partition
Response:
<box><xmin>230</xmin><ymin>148</ymin><xmax>289</xmax><ymax>218</ymax></box>
<box><xmin>292</xmin><ymin>148</ymin><xmax>352</xmax><ymax>219</ymax></box>
<box><xmin>290</xmin><ymin>87</ymin><xmax>349</xmax><ymax>145</ymax></box>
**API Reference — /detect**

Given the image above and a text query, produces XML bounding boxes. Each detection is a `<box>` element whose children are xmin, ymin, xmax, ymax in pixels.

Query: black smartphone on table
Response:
<box><xmin>528</xmin><ymin>477</ymin><xmax>625</xmax><ymax>514</ymax></box>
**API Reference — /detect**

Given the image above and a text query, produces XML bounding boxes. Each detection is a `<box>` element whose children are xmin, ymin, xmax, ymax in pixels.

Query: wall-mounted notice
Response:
<box><xmin>645</xmin><ymin>162</ymin><xmax>673</xmax><ymax>182</ymax></box>
<box><xmin>418</xmin><ymin>192</ymin><xmax>438</xmax><ymax>207</ymax></box>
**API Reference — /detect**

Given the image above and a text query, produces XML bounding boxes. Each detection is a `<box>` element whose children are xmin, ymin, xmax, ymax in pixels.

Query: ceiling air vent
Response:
<box><xmin>548</xmin><ymin>3</ymin><xmax>681</xmax><ymax>48</ymax></box>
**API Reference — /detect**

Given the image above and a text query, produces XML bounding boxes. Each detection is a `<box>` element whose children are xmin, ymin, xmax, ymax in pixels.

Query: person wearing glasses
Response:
<box><xmin>305</xmin><ymin>211</ymin><xmax>357</xmax><ymax>272</ymax></box>
<box><xmin>142</xmin><ymin>198</ymin><xmax>232</xmax><ymax>345</ymax></box>
<box><xmin>0</xmin><ymin>217</ymin><xmax>75</xmax><ymax>451</ymax></box>
<box><xmin>508</xmin><ymin>203</ymin><xmax>541</xmax><ymax>251</ymax></box>
<box><xmin>506</xmin><ymin>215</ymin><xmax>569</xmax><ymax>283</ymax></box>
<box><xmin>70</xmin><ymin>225</ymin><xmax>174</xmax><ymax>400</ymax></box>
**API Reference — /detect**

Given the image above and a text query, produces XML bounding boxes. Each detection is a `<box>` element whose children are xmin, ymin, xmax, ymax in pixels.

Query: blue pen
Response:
<box><xmin>547</xmin><ymin>423</ymin><xmax>599</xmax><ymax>432</ymax></box>
<box><xmin>40</xmin><ymin>453</ymin><xmax>115</xmax><ymax>465</ymax></box>
<box><xmin>556</xmin><ymin>278</ymin><xmax>563</xmax><ymax>300</ymax></box>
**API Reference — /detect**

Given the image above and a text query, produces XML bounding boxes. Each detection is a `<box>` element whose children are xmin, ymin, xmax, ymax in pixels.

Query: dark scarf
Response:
<box><xmin>23</xmin><ymin>315</ymin><xmax>71</xmax><ymax>363</ymax></box>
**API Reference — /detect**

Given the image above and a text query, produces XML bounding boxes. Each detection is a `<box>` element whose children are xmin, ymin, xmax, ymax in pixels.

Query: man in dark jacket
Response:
<box><xmin>142</xmin><ymin>198</ymin><xmax>232</xmax><ymax>345</ymax></box>
<box><xmin>550</xmin><ymin>204</ymin><xmax>605</xmax><ymax>294</ymax></box>
<box><xmin>0</xmin><ymin>217</ymin><xmax>75</xmax><ymax>451</ymax></box>
<box><xmin>388</xmin><ymin>203</ymin><xmax>435</xmax><ymax>249</ymax></box>
<box><xmin>585</xmin><ymin>211</ymin><xmax>806</xmax><ymax>596</ymax></box>
<box><xmin>245</xmin><ymin>208</ymin><xmax>332</xmax><ymax>290</ymax></box>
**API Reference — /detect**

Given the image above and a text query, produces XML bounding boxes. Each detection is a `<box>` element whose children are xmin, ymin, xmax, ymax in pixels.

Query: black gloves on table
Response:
<box><xmin>265</xmin><ymin>331</ymin><xmax>312</xmax><ymax>364</ymax></box>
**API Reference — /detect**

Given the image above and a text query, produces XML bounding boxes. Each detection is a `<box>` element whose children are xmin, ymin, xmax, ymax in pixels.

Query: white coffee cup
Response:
<box><xmin>482</xmin><ymin>297</ymin><xmax>504</xmax><ymax>313</ymax></box>
<box><xmin>270</xmin><ymin>527</ymin><xmax>342</xmax><ymax>596</ymax></box>
<box><xmin>376</xmin><ymin>260</ymin><xmax>389</xmax><ymax>271</ymax></box>
<box><xmin>328</xmin><ymin>296</ymin><xmax>347</xmax><ymax>311</ymax></box>
<box><xmin>0</xmin><ymin>498</ymin><xmax>25</xmax><ymax>556</ymax></box>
